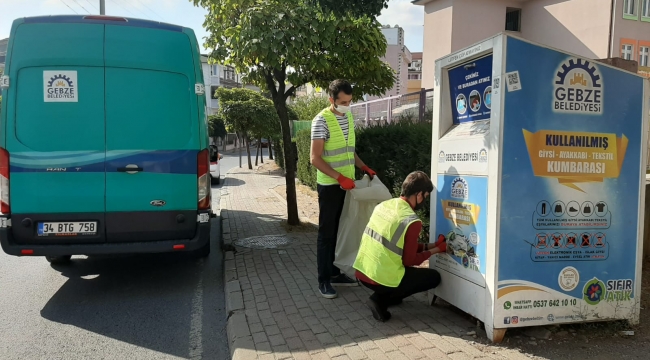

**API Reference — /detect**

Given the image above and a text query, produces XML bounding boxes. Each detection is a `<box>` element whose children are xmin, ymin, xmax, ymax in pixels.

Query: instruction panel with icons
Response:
<box><xmin>532</xmin><ymin>200</ymin><xmax>610</xmax><ymax>230</ymax></box>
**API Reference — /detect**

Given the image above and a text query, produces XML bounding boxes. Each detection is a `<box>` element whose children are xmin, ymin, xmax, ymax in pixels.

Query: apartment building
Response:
<box><xmin>407</xmin><ymin>52</ymin><xmax>423</xmax><ymax>93</ymax></box>
<box><xmin>367</xmin><ymin>25</ymin><xmax>413</xmax><ymax>100</ymax></box>
<box><xmin>200</xmin><ymin>54</ymin><xmax>243</xmax><ymax>115</ymax></box>
<box><xmin>414</xmin><ymin>0</ymin><xmax>650</xmax><ymax>88</ymax></box>
<box><xmin>0</xmin><ymin>38</ymin><xmax>8</xmax><ymax>74</ymax></box>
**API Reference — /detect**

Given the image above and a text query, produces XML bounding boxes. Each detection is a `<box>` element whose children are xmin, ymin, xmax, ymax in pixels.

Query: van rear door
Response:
<box><xmin>6</xmin><ymin>21</ymin><xmax>106</xmax><ymax>245</ymax></box>
<box><xmin>103</xmin><ymin>25</ymin><xmax>200</xmax><ymax>242</ymax></box>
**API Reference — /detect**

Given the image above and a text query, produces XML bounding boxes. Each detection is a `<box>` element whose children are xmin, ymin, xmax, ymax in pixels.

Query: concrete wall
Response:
<box><xmin>521</xmin><ymin>0</ymin><xmax>612</xmax><ymax>59</ymax></box>
<box><xmin>422</xmin><ymin>0</ymin><xmax>454</xmax><ymax>89</ymax></box>
<box><xmin>451</xmin><ymin>0</ymin><xmax>521</xmax><ymax>52</ymax></box>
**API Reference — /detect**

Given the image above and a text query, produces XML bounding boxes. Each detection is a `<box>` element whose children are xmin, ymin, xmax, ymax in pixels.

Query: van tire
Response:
<box><xmin>46</xmin><ymin>255</ymin><xmax>72</xmax><ymax>265</ymax></box>
<box><xmin>192</xmin><ymin>240</ymin><xmax>211</xmax><ymax>259</ymax></box>
<box><xmin>211</xmin><ymin>175</ymin><xmax>220</xmax><ymax>185</ymax></box>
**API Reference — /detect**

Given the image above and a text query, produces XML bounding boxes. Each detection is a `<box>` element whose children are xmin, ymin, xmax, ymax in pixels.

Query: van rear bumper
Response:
<box><xmin>0</xmin><ymin>219</ymin><xmax>212</xmax><ymax>257</ymax></box>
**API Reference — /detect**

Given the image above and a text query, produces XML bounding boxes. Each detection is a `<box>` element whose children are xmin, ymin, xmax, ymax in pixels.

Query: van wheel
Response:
<box><xmin>46</xmin><ymin>255</ymin><xmax>72</xmax><ymax>265</ymax></box>
<box><xmin>192</xmin><ymin>240</ymin><xmax>211</xmax><ymax>259</ymax></box>
<box><xmin>211</xmin><ymin>175</ymin><xmax>220</xmax><ymax>185</ymax></box>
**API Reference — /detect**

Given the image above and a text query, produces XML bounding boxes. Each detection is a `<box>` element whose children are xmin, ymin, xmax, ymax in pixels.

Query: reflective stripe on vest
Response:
<box><xmin>353</xmin><ymin>198</ymin><xmax>421</xmax><ymax>287</ymax></box>
<box><xmin>316</xmin><ymin>109</ymin><xmax>356</xmax><ymax>185</ymax></box>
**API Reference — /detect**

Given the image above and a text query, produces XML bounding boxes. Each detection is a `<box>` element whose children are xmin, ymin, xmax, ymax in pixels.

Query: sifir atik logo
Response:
<box><xmin>553</xmin><ymin>58</ymin><xmax>602</xmax><ymax>115</ymax></box>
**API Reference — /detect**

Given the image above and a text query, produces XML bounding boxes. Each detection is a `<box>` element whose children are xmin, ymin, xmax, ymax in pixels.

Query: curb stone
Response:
<box><xmin>221</xmin><ymin>169</ymin><xmax>252</xmax><ymax>360</ymax></box>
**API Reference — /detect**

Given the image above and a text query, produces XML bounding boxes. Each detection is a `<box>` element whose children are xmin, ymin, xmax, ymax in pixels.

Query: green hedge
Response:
<box><xmin>355</xmin><ymin>121</ymin><xmax>432</xmax><ymax>241</ymax></box>
<box><xmin>296</xmin><ymin>129</ymin><xmax>317</xmax><ymax>189</ymax></box>
<box><xmin>274</xmin><ymin>137</ymin><xmax>298</xmax><ymax>171</ymax></box>
<box><xmin>295</xmin><ymin>121</ymin><xmax>433</xmax><ymax>241</ymax></box>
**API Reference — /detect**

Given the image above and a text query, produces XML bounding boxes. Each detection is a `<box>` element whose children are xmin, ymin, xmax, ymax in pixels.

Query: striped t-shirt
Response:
<box><xmin>310</xmin><ymin>112</ymin><xmax>350</xmax><ymax>141</ymax></box>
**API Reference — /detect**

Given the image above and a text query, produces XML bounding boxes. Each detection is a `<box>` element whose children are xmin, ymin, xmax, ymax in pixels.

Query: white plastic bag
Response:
<box><xmin>334</xmin><ymin>175</ymin><xmax>393</xmax><ymax>277</ymax></box>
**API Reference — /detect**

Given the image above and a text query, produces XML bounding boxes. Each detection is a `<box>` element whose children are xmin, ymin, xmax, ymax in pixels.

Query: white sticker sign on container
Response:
<box><xmin>44</xmin><ymin>71</ymin><xmax>78</xmax><ymax>102</ymax></box>
<box><xmin>438</xmin><ymin>138</ymin><xmax>489</xmax><ymax>174</ymax></box>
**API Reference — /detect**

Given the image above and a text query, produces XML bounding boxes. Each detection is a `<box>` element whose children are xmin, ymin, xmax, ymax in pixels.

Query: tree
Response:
<box><xmin>290</xmin><ymin>95</ymin><xmax>330</xmax><ymax>121</ymax></box>
<box><xmin>208</xmin><ymin>114</ymin><xmax>228</xmax><ymax>148</ymax></box>
<box><xmin>218</xmin><ymin>87</ymin><xmax>277</xmax><ymax>169</ymax></box>
<box><xmin>310</xmin><ymin>0</ymin><xmax>388</xmax><ymax>17</ymax></box>
<box><xmin>194</xmin><ymin>0</ymin><xmax>395</xmax><ymax>225</ymax></box>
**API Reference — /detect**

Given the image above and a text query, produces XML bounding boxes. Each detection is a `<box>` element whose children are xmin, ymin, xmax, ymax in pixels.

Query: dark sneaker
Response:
<box><xmin>366</xmin><ymin>299</ymin><xmax>391</xmax><ymax>322</ymax></box>
<box><xmin>319</xmin><ymin>282</ymin><xmax>338</xmax><ymax>299</ymax></box>
<box><xmin>331</xmin><ymin>274</ymin><xmax>359</xmax><ymax>287</ymax></box>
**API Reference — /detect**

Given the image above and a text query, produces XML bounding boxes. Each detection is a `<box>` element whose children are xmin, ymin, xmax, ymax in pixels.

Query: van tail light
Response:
<box><xmin>84</xmin><ymin>16</ymin><xmax>127</xmax><ymax>22</ymax></box>
<box><xmin>0</xmin><ymin>148</ymin><xmax>9</xmax><ymax>214</ymax></box>
<box><xmin>198</xmin><ymin>149</ymin><xmax>211</xmax><ymax>210</ymax></box>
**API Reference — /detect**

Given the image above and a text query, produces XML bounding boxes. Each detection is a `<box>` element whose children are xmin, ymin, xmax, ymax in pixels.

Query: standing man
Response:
<box><xmin>310</xmin><ymin>79</ymin><xmax>376</xmax><ymax>299</ymax></box>
<box><xmin>354</xmin><ymin>171</ymin><xmax>446</xmax><ymax>322</ymax></box>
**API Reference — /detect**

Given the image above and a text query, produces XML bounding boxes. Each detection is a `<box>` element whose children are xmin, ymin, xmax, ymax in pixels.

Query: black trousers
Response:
<box><xmin>360</xmin><ymin>267</ymin><xmax>442</xmax><ymax>308</ymax></box>
<box><xmin>317</xmin><ymin>184</ymin><xmax>347</xmax><ymax>284</ymax></box>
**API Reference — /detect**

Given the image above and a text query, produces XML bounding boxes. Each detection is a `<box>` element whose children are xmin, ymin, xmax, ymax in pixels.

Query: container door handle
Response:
<box><xmin>117</xmin><ymin>164</ymin><xmax>144</xmax><ymax>174</ymax></box>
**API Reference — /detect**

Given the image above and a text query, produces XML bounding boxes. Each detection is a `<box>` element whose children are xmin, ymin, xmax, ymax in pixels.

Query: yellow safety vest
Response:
<box><xmin>316</xmin><ymin>108</ymin><xmax>356</xmax><ymax>185</ymax></box>
<box><xmin>353</xmin><ymin>198</ymin><xmax>421</xmax><ymax>287</ymax></box>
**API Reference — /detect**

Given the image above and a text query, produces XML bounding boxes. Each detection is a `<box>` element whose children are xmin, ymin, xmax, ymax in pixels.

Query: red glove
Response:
<box><xmin>361</xmin><ymin>166</ymin><xmax>376</xmax><ymax>179</ymax></box>
<box><xmin>434</xmin><ymin>234</ymin><xmax>447</xmax><ymax>253</ymax></box>
<box><xmin>337</xmin><ymin>174</ymin><xmax>356</xmax><ymax>190</ymax></box>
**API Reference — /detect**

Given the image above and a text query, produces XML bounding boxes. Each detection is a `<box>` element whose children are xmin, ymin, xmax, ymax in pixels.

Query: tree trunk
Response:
<box><xmin>268</xmin><ymin>138</ymin><xmax>274</xmax><ymax>160</ymax></box>
<box><xmin>255</xmin><ymin>137</ymin><xmax>260</xmax><ymax>166</ymax></box>
<box><xmin>246</xmin><ymin>136</ymin><xmax>253</xmax><ymax>170</ymax></box>
<box><xmin>261</xmin><ymin>138</ymin><xmax>265</xmax><ymax>164</ymax></box>
<box><xmin>265</xmin><ymin>71</ymin><xmax>300</xmax><ymax>225</ymax></box>
<box><xmin>275</xmin><ymin>101</ymin><xmax>300</xmax><ymax>225</ymax></box>
<box><xmin>222</xmin><ymin>135</ymin><xmax>226</xmax><ymax>152</ymax></box>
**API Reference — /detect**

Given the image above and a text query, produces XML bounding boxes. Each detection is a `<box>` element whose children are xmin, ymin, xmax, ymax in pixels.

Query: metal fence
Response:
<box><xmin>350</xmin><ymin>88</ymin><xmax>433</xmax><ymax>128</ymax></box>
<box><xmin>291</xmin><ymin>120</ymin><xmax>312</xmax><ymax>138</ymax></box>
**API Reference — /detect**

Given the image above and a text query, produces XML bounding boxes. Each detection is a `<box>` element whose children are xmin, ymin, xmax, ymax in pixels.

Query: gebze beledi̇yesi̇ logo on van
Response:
<box><xmin>553</xmin><ymin>58</ymin><xmax>602</xmax><ymax>115</ymax></box>
<box><xmin>43</xmin><ymin>71</ymin><xmax>78</xmax><ymax>102</ymax></box>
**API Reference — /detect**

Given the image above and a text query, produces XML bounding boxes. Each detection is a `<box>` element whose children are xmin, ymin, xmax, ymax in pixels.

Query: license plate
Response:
<box><xmin>37</xmin><ymin>222</ymin><xmax>98</xmax><ymax>236</ymax></box>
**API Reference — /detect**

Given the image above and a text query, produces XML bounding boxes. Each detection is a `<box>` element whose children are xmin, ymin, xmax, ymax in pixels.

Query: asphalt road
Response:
<box><xmin>0</xmin><ymin>150</ymin><xmax>252</xmax><ymax>360</ymax></box>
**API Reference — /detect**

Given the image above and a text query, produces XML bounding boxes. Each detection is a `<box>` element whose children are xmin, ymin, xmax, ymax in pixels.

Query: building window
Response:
<box><xmin>505</xmin><ymin>8</ymin><xmax>521</xmax><ymax>31</ymax></box>
<box><xmin>408</xmin><ymin>73</ymin><xmax>422</xmax><ymax>80</ymax></box>
<box><xmin>211</xmin><ymin>65</ymin><xmax>219</xmax><ymax>76</ymax></box>
<box><xmin>643</xmin><ymin>0</ymin><xmax>650</xmax><ymax>17</ymax></box>
<box><xmin>624</xmin><ymin>0</ymin><xmax>638</xmax><ymax>18</ymax></box>
<box><xmin>210</xmin><ymin>85</ymin><xmax>219</xmax><ymax>99</ymax></box>
<box><xmin>640</xmin><ymin>46</ymin><xmax>649</xmax><ymax>67</ymax></box>
<box><xmin>622</xmin><ymin>44</ymin><xmax>634</xmax><ymax>60</ymax></box>
<box><xmin>223</xmin><ymin>68</ymin><xmax>236</xmax><ymax>81</ymax></box>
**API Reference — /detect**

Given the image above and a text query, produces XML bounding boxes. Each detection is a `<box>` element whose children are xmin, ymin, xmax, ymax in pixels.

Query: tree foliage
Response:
<box><xmin>193</xmin><ymin>0</ymin><xmax>396</xmax><ymax>224</ymax></box>
<box><xmin>208</xmin><ymin>114</ymin><xmax>227</xmax><ymax>139</ymax></box>
<box><xmin>289</xmin><ymin>95</ymin><xmax>330</xmax><ymax>121</ymax></box>
<box><xmin>309</xmin><ymin>0</ymin><xmax>388</xmax><ymax>18</ymax></box>
<box><xmin>217</xmin><ymin>87</ymin><xmax>280</xmax><ymax>169</ymax></box>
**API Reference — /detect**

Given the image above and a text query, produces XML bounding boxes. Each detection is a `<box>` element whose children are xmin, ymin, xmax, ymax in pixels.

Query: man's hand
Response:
<box><xmin>361</xmin><ymin>165</ymin><xmax>376</xmax><ymax>179</ymax></box>
<box><xmin>337</xmin><ymin>174</ymin><xmax>356</xmax><ymax>190</ymax></box>
<box><xmin>431</xmin><ymin>234</ymin><xmax>447</xmax><ymax>254</ymax></box>
<box><xmin>434</xmin><ymin>240</ymin><xmax>447</xmax><ymax>254</ymax></box>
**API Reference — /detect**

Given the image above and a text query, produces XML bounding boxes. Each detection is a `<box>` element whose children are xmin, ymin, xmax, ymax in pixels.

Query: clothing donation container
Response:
<box><xmin>429</xmin><ymin>33</ymin><xmax>649</xmax><ymax>343</ymax></box>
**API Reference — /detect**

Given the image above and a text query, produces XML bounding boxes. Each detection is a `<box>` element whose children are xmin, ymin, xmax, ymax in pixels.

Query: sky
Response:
<box><xmin>0</xmin><ymin>0</ymin><xmax>424</xmax><ymax>53</ymax></box>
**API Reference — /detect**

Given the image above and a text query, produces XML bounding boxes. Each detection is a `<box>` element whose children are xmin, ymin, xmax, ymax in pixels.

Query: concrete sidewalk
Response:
<box><xmin>220</xmin><ymin>167</ymin><xmax>532</xmax><ymax>360</ymax></box>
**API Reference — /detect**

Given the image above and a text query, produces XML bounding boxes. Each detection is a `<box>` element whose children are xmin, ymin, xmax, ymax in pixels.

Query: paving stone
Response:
<box><xmin>219</xmin><ymin>169</ymin><xmax>541</xmax><ymax>360</ymax></box>
<box><xmin>343</xmin><ymin>345</ymin><xmax>368</xmax><ymax>360</ymax></box>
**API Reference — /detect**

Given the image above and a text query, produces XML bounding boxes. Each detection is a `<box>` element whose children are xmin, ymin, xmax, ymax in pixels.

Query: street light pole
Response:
<box><xmin>100</xmin><ymin>0</ymin><xmax>105</xmax><ymax>15</ymax></box>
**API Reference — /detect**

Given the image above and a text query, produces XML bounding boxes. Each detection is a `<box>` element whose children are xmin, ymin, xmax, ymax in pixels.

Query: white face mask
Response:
<box><xmin>335</xmin><ymin>104</ymin><xmax>351</xmax><ymax>113</ymax></box>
